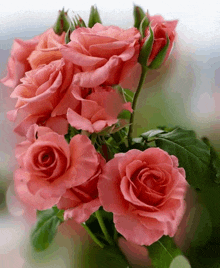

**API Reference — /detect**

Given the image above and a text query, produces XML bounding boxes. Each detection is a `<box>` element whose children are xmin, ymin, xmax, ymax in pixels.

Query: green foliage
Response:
<box><xmin>141</xmin><ymin>127</ymin><xmax>211</xmax><ymax>191</ymax></box>
<box><xmin>64</xmin><ymin>124</ymin><xmax>81</xmax><ymax>143</ymax></box>
<box><xmin>147</xmin><ymin>236</ymin><xmax>184</xmax><ymax>268</ymax></box>
<box><xmin>31</xmin><ymin>207</ymin><xmax>64</xmax><ymax>251</ymax></box>
<box><xmin>82</xmin><ymin>207</ymin><xmax>119</xmax><ymax>248</ymax></box>
<box><xmin>202</xmin><ymin>137</ymin><xmax>220</xmax><ymax>184</ymax></box>
<box><xmin>88</xmin><ymin>5</ymin><xmax>102</xmax><ymax>28</ymax></box>
<box><xmin>82</xmin><ymin>244</ymin><xmax>131</xmax><ymax>268</ymax></box>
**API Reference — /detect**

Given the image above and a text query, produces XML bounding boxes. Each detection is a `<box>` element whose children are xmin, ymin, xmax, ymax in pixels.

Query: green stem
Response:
<box><xmin>95</xmin><ymin>210</ymin><xmax>115</xmax><ymax>246</ymax></box>
<box><xmin>128</xmin><ymin>65</ymin><xmax>148</xmax><ymax>147</ymax></box>
<box><xmin>81</xmin><ymin>223</ymin><xmax>105</xmax><ymax>248</ymax></box>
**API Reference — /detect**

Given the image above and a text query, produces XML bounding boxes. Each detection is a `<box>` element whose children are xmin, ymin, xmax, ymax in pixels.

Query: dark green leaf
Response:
<box><xmin>31</xmin><ymin>207</ymin><xmax>64</xmax><ymax>251</ymax></box>
<box><xmin>138</xmin><ymin>26</ymin><xmax>154</xmax><ymax>66</ymax></box>
<box><xmin>64</xmin><ymin>124</ymin><xmax>81</xmax><ymax>143</ymax></box>
<box><xmin>143</xmin><ymin>127</ymin><xmax>211</xmax><ymax>190</ymax></box>
<box><xmin>148</xmin><ymin>35</ymin><xmax>170</xmax><ymax>69</ymax></box>
<box><xmin>133</xmin><ymin>5</ymin><xmax>146</xmax><ymax>29</ymax></box>
<box><xmin>82</xmin><ymin>244</ymin><xmax>131</xmax><ymax>268</ymax></box>
<box><xmin>147</xmin><ymin>236</ymin><xmax>184</xmax><ymax>268</ymax></box>
<box><xmin>88</xmin><ymin>5</ymin><xmax>102</xmax><ymax>28</ymax></box>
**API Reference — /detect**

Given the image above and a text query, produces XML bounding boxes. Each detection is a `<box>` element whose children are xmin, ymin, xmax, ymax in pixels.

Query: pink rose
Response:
<box><xmin>98</xmin><ymin>147</ymin><xmax>188</xmax><ymax>246</ymax></box>
<box><xmin>60</xmin><ymin>23</ymin><xmax>141</xmax><ymax>88</ymax></box>
<box><xmin>28</xmin><ymin>28</ymin><xmax>66</xmax><ymax>69</ymax></box>
<box><xmin>14</xmin><ymin>125</ymin><xmax>101</xmax><ymax>210</ymax></box>
<box><xmin>8</xmin><ymin>58</ymin><xmax>79</xmax><ymax>136</ymax></box>
<box><xmin>1</xmin><ymin>36</ymin><xmax>39</xmax><ymax>88</ymax></box>
<box><xmin>52</xmin><ymin>85</ymin><xmax>132</xmax><ymax>133</ymax></box>
<box><xmin>144</xmin><ymin>15</ymin><xmax>178</xmax><ymax>66</ymax></box>
<box><xmin>57</xmin><ymin>154</ymin><xmax>105</xmax><ymax>223</ymax></box>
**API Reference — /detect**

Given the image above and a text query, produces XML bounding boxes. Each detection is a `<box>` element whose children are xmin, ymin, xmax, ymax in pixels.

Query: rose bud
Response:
<box><xmin>53</xmin><ymin>8</ymin><xmax>70</xmax><ymax>36</ymax></box>
<box><xmin>144</xmin><ymin>15</ymin><xmax>178</xmax><ymax>69</ymax></box>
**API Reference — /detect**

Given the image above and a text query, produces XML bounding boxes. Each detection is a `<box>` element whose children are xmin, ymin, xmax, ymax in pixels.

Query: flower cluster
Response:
<box><xmin>2</xmin><ymin>6</ymin><xmax>188</xmax><ymax>250</ymax></box>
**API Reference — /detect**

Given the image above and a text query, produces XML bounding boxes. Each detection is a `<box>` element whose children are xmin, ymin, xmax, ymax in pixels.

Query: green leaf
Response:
<box><xmin>117</xmin><ymin>110</ymin><xmax>131</xmax><ymax>120</ymax></box>
<box><xmin>202</xmin><ymin>137</ymin><xmax>220</xmax><ymax>183</ymax></box>
<box><xmin>121</xmin><ymin>88</ymin><xmax>135</xmax><ymax>103</ymax></box>
<box><xmin>82</xmin><ymin>244</ymin><xmax>131</xmax><ymax>268</ymax></box>
<box><xmin>31</xmin><ymin>207</ymin><xmax>64</xmax><ymax>251</ymax></box>
<box><xmin>88</xmin><ymin>5</ymin><xmax>102</xmax><ymax>28</ymax></box>
<box><xmin>147</xmin><ymin>236</ymin><xmax>184</xmax><ymax>268</ymax></box>
<box><xmin>138</xmin><ymin>26</ymin><xmax>154</xmax><ymax>66</ymax></box>
<box><xmin>141</xmin><ymin>129</ymin><xmax>165</xmax><ymax>141</ymax></box>
<box><xmin>64</xmin><ymin>124</ymin><xmax>81</xmax><ymax>143</ymax></box>
<box><xmin>148</xmin><ymin>35</ymin><xmax>170</xmax><ymax>69</ymax></box>
<box><xmin>142</xmin><ymin>127</ymin><xmax>211</xmax><ymax>190</ymax></box>
<box><xmin>133</xmin><ymin>5</ymin><xmax>146</xmax><ymax>29</ymax></box>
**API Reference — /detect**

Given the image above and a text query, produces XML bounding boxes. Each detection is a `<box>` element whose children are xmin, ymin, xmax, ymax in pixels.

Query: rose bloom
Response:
<box><xmin>144</xmin><ymin>15</ymin><xmax>178</xmax><ymax>66</ymax></box>
<box><xmin>52</xmin><ymin>85</ymin><xmax>132</xmax><ymax>133</ymax></box>
<box><xmin>57</xmin><ymin>153</ymin><xmax>105</xmax><ymax>223</ymax></box>
<box><xmin>1</xmin><ymin>28</ymin><xmax>66</xmax><ymax>89</ymax></box>
<box><xmin>28</xmin><ymin>28</ymin><xmax>66</xmax><ymax>69</ymax></box>
<box><xmin>1</xmin><ymin>36</ymin><xmax>39</xmax><ymax>88</ymax></box>
<box><xmin>8</xmin><ymin>58</ymin><xmax>79</xmax><ymax>136</ymax></box>
<box><xmin>98</xmin><ymin>147</ymin><xmax>188</xmax><ymax>246</ymax></box>
<box><xmin>14</xmin><ymin>125</ymin><xmax>102</xmax><ymax>211</ymax></box>
<box><xmin>60</xmin><ymin>23</ymin><xmax>141</xmax><ymax>89</ymax></box>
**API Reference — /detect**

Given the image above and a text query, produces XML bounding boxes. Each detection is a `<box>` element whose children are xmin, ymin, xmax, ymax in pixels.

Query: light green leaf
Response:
<box><xmin>147</xmin><ymin>236</ymin><xmax>183</xmax><ymax>268</ymax></box>
<box><xmin>31</xmin><ymin>207</ymin><xmax>64</xmax><ymax>251</ymax></box>
<box><xmin>170</xmin><ymin>256</ymin><xmax>191</xmax><ymax>268</ymax></box>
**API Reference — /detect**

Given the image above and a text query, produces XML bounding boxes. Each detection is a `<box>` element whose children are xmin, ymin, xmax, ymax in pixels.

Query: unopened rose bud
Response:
<box><xmin>88</xmin><ymin>5</ymin><xmax>102</xmax><ymax>28</ymax></box>
<box><xmin>53</xmin><ymin>8</ymin><xmax>70</xmax><ymax>36</ymax></box>
<box><xmin>144</xmin><ymin>15</ymin><xmax>178</xmax><ymax>69</ymax></box>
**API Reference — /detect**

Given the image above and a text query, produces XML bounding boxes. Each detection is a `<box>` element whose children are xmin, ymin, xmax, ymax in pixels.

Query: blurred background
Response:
<box><xmin>0</xmin><ymin>0</ymin><xmax>220</xmax><ymax>267</ymax></box>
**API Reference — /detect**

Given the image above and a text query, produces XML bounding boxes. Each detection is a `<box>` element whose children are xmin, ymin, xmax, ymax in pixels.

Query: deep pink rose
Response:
<box><xmin>60</xmin><ymin>23</ymin><xmax>141</xmax><ymax>88</ymax></box>
<box><xmin>57</xmin><ymin>154</ymin><xmax>105</xmax><ymax>223</ymax></box>
<box><xmin>1</xmin><ymin>36</ymin><xmax>39</xmax><ymax>88</ymax></box>
<box><xmin>52</xmin><ymin>85</ymin><xmax>132</xmax><ymax>133</ymax></box>
<box><xmin>14</xmin><ymin>125</ymin><xmax>101</xmax><ymax>210</ymax></box>
<box><xmin>98</xmin><ymin>148</ymin><xmax>188</xmax><ymax>246</ymax></box>
<box><xmin>144</xmin><ymin>15</ymin><xmax>178</xmax><ymax>66</ymax></box>
<box><xmin>8</xmin><ymin>58</ymin><xmax>79</xmax><ymax>136</ymax></box>
<box><xmin>28</xmin><ymin>28</ymin><xmax>66</xmax><ymax>69</ymax></box>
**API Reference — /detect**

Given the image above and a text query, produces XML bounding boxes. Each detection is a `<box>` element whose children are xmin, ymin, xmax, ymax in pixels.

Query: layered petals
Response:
<box><xmin>60</xmin><ymin>23</ymin><xmax>141</xmax><ymax>89</ymax></box>
<box><xmin>98</xmin><ymin>147</ymin><xmax>188</xmax><ymax>246</ymax></box>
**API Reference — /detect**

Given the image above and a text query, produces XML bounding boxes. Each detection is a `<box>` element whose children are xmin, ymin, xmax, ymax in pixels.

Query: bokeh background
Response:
<box><xmin>0</xmin><ymin>0</ymin><xmax>220</xmax><ymax>267</ymax></box>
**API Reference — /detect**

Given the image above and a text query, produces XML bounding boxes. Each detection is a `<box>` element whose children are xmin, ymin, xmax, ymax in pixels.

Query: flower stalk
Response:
<box><xmin>128</xmin><ymin>65</ymin><xmax>148</xmax><ymax>146</ymax></box>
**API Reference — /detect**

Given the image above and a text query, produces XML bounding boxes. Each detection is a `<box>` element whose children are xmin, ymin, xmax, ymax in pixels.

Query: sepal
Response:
<box><xmin>88</xmin><ymin>5</ymin><xmax>102</xmax><ymax>28</ymax></box>
<box><xmin>53</xmin><ymin>8</ymin><xmax>70</xmax><ymax>35</ymax></box>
